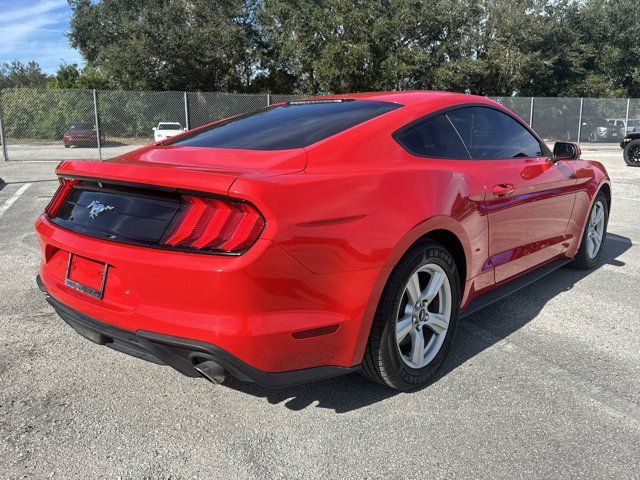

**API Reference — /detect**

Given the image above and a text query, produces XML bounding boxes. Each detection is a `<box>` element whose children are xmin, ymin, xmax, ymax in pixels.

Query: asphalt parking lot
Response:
<box><xmin>1</xmin><ymin>145</ymin><xmax>639</xmax><ymax>479</ymax></box>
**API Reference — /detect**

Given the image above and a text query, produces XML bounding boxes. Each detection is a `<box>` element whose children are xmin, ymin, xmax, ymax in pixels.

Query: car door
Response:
<box><xmin>447</xmin><ymin>106</ymin><xmax>577</xmax><ymax>283</ymax></box>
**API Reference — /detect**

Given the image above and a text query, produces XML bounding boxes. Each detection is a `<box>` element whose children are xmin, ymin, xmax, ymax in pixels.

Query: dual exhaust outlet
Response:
<box><xmin>193</xmin><ymin>360</ymin><xmax>226</xmax><ymax>385</ymax></box>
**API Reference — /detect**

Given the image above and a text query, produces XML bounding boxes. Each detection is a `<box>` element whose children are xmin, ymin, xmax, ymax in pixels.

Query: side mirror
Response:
<box><xmin>553</xmin><ymin>141</ymin><xmax>581</xmax><ymax>161</ymax></box>
<box><xmin>152</xmin><ymin>127</ymin><xmax>157</xmax><ymax>131</ymax></box>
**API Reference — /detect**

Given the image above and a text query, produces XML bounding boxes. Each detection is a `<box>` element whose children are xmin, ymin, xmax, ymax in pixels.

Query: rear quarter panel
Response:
<box><xmin>564</xmin><ymin>159</ymin><xmax>611</xmax><ymax>258</ymax></box>
<box><xmin>230</xmin><ymin>101</ymin><xmax>493</xmax><ymax>364</ymax></box>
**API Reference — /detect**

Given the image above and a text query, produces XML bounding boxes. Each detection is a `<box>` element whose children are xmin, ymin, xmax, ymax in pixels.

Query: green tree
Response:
<box><xmin>576</xmin><ymin>0</ymin><xmax>640</xmax><ymax>97</ymax></box>
<box><xmin>0</xmin><ymin>61</ymin><xmax>49</xmax><ymax>89</ymax></box>
<box><xmin>48</xmin><ymin>63</ymin><xmax>111</xmax><ymax>89</ymax></box>
<box><xmin>68</xmin><ymin>0</ymin><xmax>258</xmax><ymax>91</ymax></box>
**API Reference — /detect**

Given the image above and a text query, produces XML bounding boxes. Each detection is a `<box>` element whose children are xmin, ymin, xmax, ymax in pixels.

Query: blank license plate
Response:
<box><xmin>65</xmin><ymin>254</ymin><xmax>108</xmax><ymax>299</ymax></box>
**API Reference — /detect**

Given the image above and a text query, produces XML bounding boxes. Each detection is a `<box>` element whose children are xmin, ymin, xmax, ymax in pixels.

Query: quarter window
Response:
<box><xmin>395</xmin><ymin>114</ymin><xmax>470</xmax><ymax>159</ymax></box>
<box><xmin>447</xmin><ymin>107</ymin><xmax>543</xmax><ymax>159</ymax></box>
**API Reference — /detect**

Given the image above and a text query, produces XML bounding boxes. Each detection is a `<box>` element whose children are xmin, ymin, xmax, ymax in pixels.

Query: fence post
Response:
<box><xmin>577</xmin><ymin>98</ymin><xmax>584</xmax><ymax>142</ymax></box>
<box><xmin>92</xmin><ymin>89</ymin><xmax>102</xmax><ymax>160</ymax></box>
<box><xmin>266</xmin><ymin>93</ymin><xmax>271</xmax><ymax>107</ymax></box>
<box><xmin>625</xmin><ymin>98</ymin><xmax>631</xmax><ymax>132</ymax></box>
<box><xmin>0</xmin><ymin>97</ymin><xmax>8</xmax><ymax>161</ymax></box>
<box><xmin>529</xmin><ymin>97</ymin><xmax>534</xmax><ymax>127</ymax></box>
<box><xmin>183</xmin><ymin>91</ymin><xmax>190</xmax><ymax>130</ymax></box>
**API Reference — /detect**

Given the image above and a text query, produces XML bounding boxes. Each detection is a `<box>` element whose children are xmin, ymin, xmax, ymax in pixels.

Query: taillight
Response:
<box><xmin>161</xmin><ymin>194</ymin><xmax>265</xmax><ymax>254</ymax></box>
<box><xmin>45</xmin><ymin>178</ymin><xmax>79</xmax><ymax>217</ymax></box>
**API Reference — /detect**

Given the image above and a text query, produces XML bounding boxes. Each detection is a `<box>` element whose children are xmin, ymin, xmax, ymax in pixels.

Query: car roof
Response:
<box><xmin>295</xmin><ymin>90</ymin><xmax>481</xmax><ymax>107</ymax></box>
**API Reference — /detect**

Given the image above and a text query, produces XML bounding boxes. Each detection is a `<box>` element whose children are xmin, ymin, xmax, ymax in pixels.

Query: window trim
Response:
<box><xmin>393</xmin><ymin>102</ymin><xmax>552</xmax><ymax>160</ymax></box>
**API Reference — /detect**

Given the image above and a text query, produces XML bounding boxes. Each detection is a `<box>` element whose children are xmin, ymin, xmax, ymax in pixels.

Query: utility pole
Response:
<box><xmin>577</xmin><ymin>98</ymin><xmax>584</xmax><ymax>142</ymax></box>
<box><xmin>92</xmin><ymin>89</ymin><xmax>102</xmax><ymax>160</ymax></box>
<box><xmin>0</xmin><ymin>102</ymin><xmax>8</xmax><ymax>161</ymax></box>
<box><xmin>529</xmin><ymin>97</ymin><xmax>534</xmax><ymax>128</ymax></box>
<box><xmin>184</xmin><ymin>92</ymin><xmax>190</xmax><ymax>130</ymax></box>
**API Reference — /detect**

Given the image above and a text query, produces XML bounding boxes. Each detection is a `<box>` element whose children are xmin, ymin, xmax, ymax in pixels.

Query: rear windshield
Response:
<box><xmin>168</xmin><ymin>100</ymin><xmax>401</xmax><ymax>150</ymax></box>
<box><xmin>159</xmin><ymin>123</ymin><xmax>182</xmax><ymax>130</ymax></box>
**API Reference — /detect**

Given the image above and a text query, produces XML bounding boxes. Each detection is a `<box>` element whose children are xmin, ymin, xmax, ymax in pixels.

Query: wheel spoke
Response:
<box><xmin>424</xmin><ymin>313</ymin><xmax>449</xmax><ymax>335</ymax></box>
<box><xmin>420</xmin><ymin>271</ymin><xmax>445</xmax><ymax>305</ymax></box>
<box><xmin>592</xmin><ymin>232</ymin><xmax>602</xmax><ymax>249</ymax></box>
<box><xmin>410</xmin><ymin>329</ymin><xmax>425</xmax><ymax>367</ymax></box>
<box><xmin>396</xmin><ymin>315</ymin><xmax>413</xmax><ymax>343</ymax></box>
<box><xmin>588</xmin><ymin>236</ymin><xmax>597</xmax><ymax>257</ymax></box>
<box><xmin>405</xmin><ymin>272</ymin><xmax>421</xmax><ymax>305</ymax></box>
<box><xmin>593</xmin><ymin>207</ymin><xmax>604</xmax><ymax>226</ymax></box>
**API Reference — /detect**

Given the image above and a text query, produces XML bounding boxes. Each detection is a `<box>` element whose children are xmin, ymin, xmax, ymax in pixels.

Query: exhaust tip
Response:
<box><xmin>194</xmin><ymin>360</ymin><xmax>226</xmax><ymax>385</ymax></box>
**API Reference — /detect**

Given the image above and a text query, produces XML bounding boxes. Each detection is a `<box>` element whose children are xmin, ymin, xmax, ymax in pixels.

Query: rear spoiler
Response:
<box><xmin>55</xmin><ymin>160</ymin><xmax>239</xmax><ymax>196</ymax></box>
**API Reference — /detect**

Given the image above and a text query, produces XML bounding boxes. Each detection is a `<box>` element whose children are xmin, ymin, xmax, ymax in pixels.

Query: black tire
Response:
<box><xmin>574</xmin><ymin>191</ymin><xmax>609</xmax><ymax>270</ymax></box>
<box><xmin>361</xmin><ymin>239</ymin><xmax>461</xmax><ymax>390</ymax></box>
<box><xmin>623</xmin><ymin>140</ymin><xmax>640</xmax><ymax>167</ymax></box>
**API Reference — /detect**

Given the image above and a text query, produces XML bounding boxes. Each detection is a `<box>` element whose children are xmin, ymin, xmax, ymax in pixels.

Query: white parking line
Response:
<box><xmin>0</xmin><ymin>183</ymin><xmax>32</xmax><ymax>219</ymax></box>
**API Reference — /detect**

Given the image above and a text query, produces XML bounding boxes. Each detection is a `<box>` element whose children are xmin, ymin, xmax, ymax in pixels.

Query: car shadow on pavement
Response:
<box><xmin>223</xmin><ymin>233</ymin><xmax>633</xmax><ymax>413</ymax></box>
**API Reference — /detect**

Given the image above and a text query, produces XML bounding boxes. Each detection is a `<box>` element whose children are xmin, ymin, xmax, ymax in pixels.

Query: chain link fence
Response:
<box><xmin>0</xmin><ymin>89</ymin><xmax>638</xmax><ymax>161</ymax></box>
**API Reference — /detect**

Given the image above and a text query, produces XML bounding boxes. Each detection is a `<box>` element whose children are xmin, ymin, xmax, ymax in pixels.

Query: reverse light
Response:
<box><xmin>162</xmin><ymin>195</ymin><xmax>265</xmax><ymax>254</ymax></box>
<box><xmin>45</xmin><ymin>178</ymin><xmax>79</xmax><ymax>217</ymax></box>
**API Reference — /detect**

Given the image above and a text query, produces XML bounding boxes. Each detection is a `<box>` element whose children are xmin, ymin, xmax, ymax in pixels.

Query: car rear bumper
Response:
<box><xmin>35</xmin><ymin>215</ymin><xmax>378</xmax><ymax>377</ymax></box>
<box><xmin>38</xmin><ymin>276</ymin><xmax>357</xmax><ymax>387</ymax></box>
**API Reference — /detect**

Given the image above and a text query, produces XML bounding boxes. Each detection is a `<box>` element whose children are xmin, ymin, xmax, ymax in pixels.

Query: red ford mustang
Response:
<box><xmin>36</xmin><ymin>91</ymin><xmax>611</xmax><ymax>390</ymax></box>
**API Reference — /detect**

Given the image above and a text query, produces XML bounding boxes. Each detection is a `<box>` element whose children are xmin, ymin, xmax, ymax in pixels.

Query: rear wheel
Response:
<box><xmin>623</xmin><ymin>140</ymin><xmax>640</xmax><ymax>166</ymax></box>
<box><xmin>574</xmin><ymin>191</ymin><xmax>608</xmax><ymax>269</ymax></box>
<box><xmin>361</xmin><ymin>240</ymin><xmax>460</xmax><ymax>390</ymax></box>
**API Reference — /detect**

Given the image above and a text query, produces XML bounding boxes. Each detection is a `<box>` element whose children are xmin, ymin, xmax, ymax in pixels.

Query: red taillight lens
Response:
<box><xmin>162</xmin><ymin>195</ymin><xmax>265</xmax><ymax>253</ymax></box>
<box><xmin>45</xmin><ymin>178</ymin><xmax>79</xmax><ymax>217</ymax></box>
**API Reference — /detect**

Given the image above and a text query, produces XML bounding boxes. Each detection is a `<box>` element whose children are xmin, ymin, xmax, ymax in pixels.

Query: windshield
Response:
<box><xmin>68</xmin><ymin>124</ymin><xmax>93</xmax><ymax>130</ymax></box>
<box><xmin>168</xmin><ymin>100</ymin><xmax>401</xmax><ymax>150</ymax></box>
<box><xmin>159</xmin><ymin>123</ymin><xmax>182</xmax><ymax>130</ymax></box>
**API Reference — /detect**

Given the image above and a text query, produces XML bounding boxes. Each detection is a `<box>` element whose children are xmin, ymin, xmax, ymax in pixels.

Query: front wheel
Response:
<box><xmin>361</xmin><ymin>240</ymin><xmax>460</xmax><ymax>390</ymax></box>
<box><xmin>623</xmin><ymin>140</ymin><xmax>640</xmax><ymax>166</ymax></box>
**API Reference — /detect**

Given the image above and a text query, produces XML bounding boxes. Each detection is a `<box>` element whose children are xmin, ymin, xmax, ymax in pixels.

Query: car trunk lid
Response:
<box><xmin>56</xmin><ymin>146</ymin><xmax>306</xmax><ymax>195</ymax></box>
<box><xmin>48</xmin><ymin>146</ymin><xmax>305</xmax><ymax>248</ymax></box>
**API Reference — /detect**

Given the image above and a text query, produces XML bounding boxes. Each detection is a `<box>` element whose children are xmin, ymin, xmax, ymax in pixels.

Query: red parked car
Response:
<box><xmin>63</xmin><ymin>123</ymin><xmax>105</xmax><ymax>148</ymax></box>
<box><xmin>36</xmin><ymin>92</ymin><xmax>611</xmax><ymax>390</ymax></box>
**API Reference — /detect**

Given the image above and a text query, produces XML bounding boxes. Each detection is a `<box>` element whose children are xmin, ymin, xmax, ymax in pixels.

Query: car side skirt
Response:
<box><xmin>460</xmin><ymin>257</ymin><xmax>572</xmax><ymax>319</ymax></box>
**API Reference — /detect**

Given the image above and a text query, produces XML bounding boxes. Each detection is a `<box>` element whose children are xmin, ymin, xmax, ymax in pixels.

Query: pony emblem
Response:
<box><xmin>87</xmin><ymin>200</ymin><xmax>114</xmax><ymax>219</ymax></box>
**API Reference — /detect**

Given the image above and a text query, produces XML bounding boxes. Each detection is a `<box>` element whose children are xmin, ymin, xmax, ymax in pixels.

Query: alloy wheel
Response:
<box><xmin>587</xmin><ymin>200</ymin><xmax>605</xmax><ymax>259</ymax></box>
<box><xmin>395</xmin><ymin>263</ymin><xmax>452</xmax><ymax>369</ymax></box>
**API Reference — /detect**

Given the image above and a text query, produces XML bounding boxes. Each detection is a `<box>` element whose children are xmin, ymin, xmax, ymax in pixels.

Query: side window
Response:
<box><xmin>447</xmin><ymin>107</ymin><xmax>543</xmax><ymax>159</ymax></box>
<box><xmin>395</xmin><ymin>114</ymin><xmax>470</xmax><ymax>159</ymax></box>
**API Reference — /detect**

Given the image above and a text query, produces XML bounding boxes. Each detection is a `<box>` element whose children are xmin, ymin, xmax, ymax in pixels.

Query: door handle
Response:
<box><xmin>492</xmin><ymin>183</ymin><xmax>515</xmax><ymax>196</ymax></box>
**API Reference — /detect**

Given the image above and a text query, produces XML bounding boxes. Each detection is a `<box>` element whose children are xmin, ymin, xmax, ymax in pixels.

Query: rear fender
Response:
<box><xmin>350</xmin><ymin>216</ymin><xmax>473</xmax><ymax>365</ymax></box>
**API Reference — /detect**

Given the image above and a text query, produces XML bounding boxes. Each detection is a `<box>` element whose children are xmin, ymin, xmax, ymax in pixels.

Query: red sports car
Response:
<box><xmin>36</xmin><ymin>92</ymin><xmax>611</xmax><ymax>390</ymax></box>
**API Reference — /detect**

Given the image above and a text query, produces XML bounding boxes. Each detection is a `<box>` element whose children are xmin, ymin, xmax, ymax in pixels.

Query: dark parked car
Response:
<box><xmin>621</xmin><ymin>128</ymin><xmax>640</xmax><ymax>166</ymax></box>
<box><xmin>63</xmin><ymin>123</ymin><xmax>105</xmax><ymax>148</ymax></box>
<box><xmin>580</xmin><ymin>117</ymin><xmax>621</xmax><ymax>142</ymax></box>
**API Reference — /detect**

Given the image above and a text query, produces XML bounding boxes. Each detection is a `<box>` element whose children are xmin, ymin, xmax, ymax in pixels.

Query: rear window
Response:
<box><xmin>159</xmin><ymin>123</ymin><xmax>182</xmax><ymax>130</ymax></box>
<box><xmin>168</xmin><ymin>100</ymin><xmax>401</xmax><ymax>150</ymax></box>
<box><xmin>68</xmin><ymin>124</ymin><xmax>93</xmax><ymax>130</ymax></box>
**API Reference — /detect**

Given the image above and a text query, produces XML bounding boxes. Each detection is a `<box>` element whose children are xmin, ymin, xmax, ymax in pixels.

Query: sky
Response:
<box><xmin>0</xmin><ymin>0</ymin><xmax>83</xmax><ymax>74</ymax></box>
